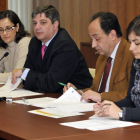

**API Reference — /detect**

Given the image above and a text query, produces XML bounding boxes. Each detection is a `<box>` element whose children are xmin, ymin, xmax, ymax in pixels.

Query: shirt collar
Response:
<box><xmin>110</xmin><ymin>39</ymin><xmax>121</xmax><ymax>60</ymax></box>
<box><xmin>42</xmin><ymin>32</ymin><xmax>57</xmax><ymax>46</ymax></box>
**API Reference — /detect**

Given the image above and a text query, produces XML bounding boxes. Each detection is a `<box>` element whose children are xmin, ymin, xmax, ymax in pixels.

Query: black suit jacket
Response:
<box><xmin>115</xmin><ymin>59</ymin><xmax>140</xmax><ymax>121</ymax></box>
<box><xmin>24</xmin><ymin>28</ymin><xmax>92</xmax><ymax>93</ymax></box>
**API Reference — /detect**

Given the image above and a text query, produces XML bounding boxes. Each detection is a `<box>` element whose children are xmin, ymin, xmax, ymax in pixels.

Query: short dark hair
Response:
<box><xmin>90</xmin><ymin>12</ymin><xmax>122</xmax><ymax>38</ymax></box>
<box><xmin>0</xmin><ymin>10</ymin><xmax>30</xmax><ymax>49</ymax></box>
<box><xmin>32</xmin><ymin>5</ymin><xmax>60</xmax><ymax>28</ymax></box>
<box><xmin>126</xmin><ymin>15</ymin><xmax>140</xmax><ymax>40</ymax></box>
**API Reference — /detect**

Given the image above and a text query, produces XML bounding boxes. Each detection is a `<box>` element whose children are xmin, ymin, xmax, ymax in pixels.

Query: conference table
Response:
<box><xmin>0</xmin><ymin>91</ymin><xmax>140</xmax><ymax>140</ymax></box>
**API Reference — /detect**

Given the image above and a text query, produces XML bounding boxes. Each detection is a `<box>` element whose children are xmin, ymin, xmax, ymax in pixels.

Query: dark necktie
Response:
<box><xmin>41</xmin><ymin>45</ymin><xmax>47</xmax><ymax>59</ymax></box>
<box><xmin>98</xmin><ymin>57</ymin><xmax>112</xmax><ymax>93</ymax></box>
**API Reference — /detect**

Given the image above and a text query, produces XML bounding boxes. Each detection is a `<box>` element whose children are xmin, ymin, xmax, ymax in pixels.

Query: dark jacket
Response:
<box><xmin>23</xmin><ymin>28</ymin><xmax>93</xmax><ymax>93</ymax></box>
<box><xmin>115</xmin><ymin>59</ymin><xmax>140</xmax><ymax>121</ymax></box>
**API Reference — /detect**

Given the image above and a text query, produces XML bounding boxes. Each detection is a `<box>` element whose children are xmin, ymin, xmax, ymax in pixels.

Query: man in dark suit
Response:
<box><xmin>11</xmin><ymin>5</ymin><xmax>92</xmax><ymax>93</ymax></box>
<box><xmin>64</xmin><ymin>12</ymin><xmax>134</xmax><ymax>102</ymax></box>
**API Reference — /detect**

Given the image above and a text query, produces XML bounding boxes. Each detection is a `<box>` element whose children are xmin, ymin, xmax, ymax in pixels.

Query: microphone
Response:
<box><xmin>0</xmin><ymin>52</ymin><xmax>9</xmax><ymax>61</ymax></box>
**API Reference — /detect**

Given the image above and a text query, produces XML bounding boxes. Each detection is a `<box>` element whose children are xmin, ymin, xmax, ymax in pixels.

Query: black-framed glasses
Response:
<box><xmin>0</xmin><ymin>25</ymin><xmax>16</xmax><ymax>34</ymax></box>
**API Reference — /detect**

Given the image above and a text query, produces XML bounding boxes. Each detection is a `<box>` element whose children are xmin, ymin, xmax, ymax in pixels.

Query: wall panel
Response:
<box><xmin>0</xmin><ymin>0</ymin><xmax>8</xmax><ymax>11</ymax></box>
<box><xmin>32</xmin><ymin>0</ymin><xmax>140</xmax><ymax>48</ymax></box>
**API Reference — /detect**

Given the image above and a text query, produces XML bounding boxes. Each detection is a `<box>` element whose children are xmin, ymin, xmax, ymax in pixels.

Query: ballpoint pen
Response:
<box><xmin>58</xmin><ymin>82</ymin><xmax>79</xmax><ymax>91</ymax></box>
<box><xmin>22</xmin><ymin>98</ymin><xmax>29</xmax><ymax>104</ymax></box>
<box><xmin>103</xmin><ymin>104</ymin><xmax>111</xmax><ymax>106</ymax></box>
<box><xmin>97</xmin><ymin>103</ymin><xmax>111</xmax><ymax>107</ymax></box>
<box><xmin>58</xmin><ymin>82</ymin><xmax>66</xmax><ymax>86</ymax></box>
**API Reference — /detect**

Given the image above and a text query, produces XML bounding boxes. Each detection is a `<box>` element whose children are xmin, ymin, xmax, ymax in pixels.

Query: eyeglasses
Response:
<box><xmin>0</xmin><ymin>25</ymin><xmax>16</xmax><ymax>34</ymax></box>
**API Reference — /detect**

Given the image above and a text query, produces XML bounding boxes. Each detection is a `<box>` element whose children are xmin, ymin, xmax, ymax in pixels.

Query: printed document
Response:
<box><xmin>13</xmin><ymin>97</ymin><xmax>55</xmax><ymax>105</ymax></box>
<box><xmin>29</xmin><ymin>108</ymin><xmax>84</xmax><ymax>118</ymax></box>
<box><xmin>0</xmin><ymin>89</ymin><xmax>43</xmax><ymax>98</ymax></box>
<box><xmin>17</xmin><ymin>87</ymin><xmax>85</xmax><ymax>108</ymax></box>
<box><xmin>28</xmin><ymin>87</ymin><xmax>95</xmax><ymax>118</ymax></box>
<box><xmin>60</xmin><ymin>115</ymin><xmax>139</xmax><ymax>131</ymax></box>
<box><xmin>0</xmin><ymin>76</ymin><xmax>21</xmax><ymax>92</ymax></box>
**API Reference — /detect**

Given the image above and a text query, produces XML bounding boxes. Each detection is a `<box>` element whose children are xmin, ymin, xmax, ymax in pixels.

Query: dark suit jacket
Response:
<box><xmin>115</xmin><ymin>59</ymin><xmax>140</xmax><ymax>121</ymax></box>
<box><xmin>23</xmin><ymin>28</ymin><xmax>93</xmax><ymax>93</ymax></box>
<box><xmin>83</xmin><ymin>38</ymin><xmax>134</xmax><ymax>102</ymax></box>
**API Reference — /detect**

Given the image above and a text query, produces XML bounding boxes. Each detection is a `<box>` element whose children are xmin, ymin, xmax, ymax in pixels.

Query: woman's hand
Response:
<box><xmin>101</xmin><ymin>100</ymin><xmax>121</xmax><ymax>119</ymax></box>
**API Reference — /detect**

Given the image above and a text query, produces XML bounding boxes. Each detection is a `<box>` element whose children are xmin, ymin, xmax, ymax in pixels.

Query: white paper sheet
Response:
<box><xmin>14</xmin><ymin>88</ymin><xmax>94</xmax><ymax>119</ymax></box>
<box><xmin>55</xmin><ymin>102</ymin><xmax>95</xmax><ymax>113</ymax></box>
<box><xmin>13</xmin><ymin>97</ymin><xmax>55</xmax><ymax>105</ymax></box>
<box><xmin>28</xmin><ymin>108</ymin><xmax>84</xmax><ymax>118</ymax></box>
<box><xmin>28</xmin><ymin>87</ymin><xmax>87</xmax><ymax>108</ymax></box>
<box><xmin>0</xmin><ymin>89</ymin><xmax>43</xmax><ymax>98</ymax></box>
<box><xmin>60</xmin><ymin>115</ymin><xmax>139</xmax><ymax>131</ymax></box>
<box><xmin>23</xmin><ymin>87</ymin><xmax>93</xmax><ymax>113</ymax></box>
<box><xmin>56</xmin><ymin>87</ymin><xmax>81</xmax><ymax>102</ymax></box>
<box><xmin>0</xmin><ymin>76</ymin><xmax>21</xmax><ymax>92</ymax></box>
<box><xmin>26</xmin><ymin>88</ymin><xmax>94</xmax><ymax>120</ymax></box>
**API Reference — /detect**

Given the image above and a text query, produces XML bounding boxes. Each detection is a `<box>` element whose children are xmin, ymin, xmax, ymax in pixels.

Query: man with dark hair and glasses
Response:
<box><xmin>64</xmin><ymin>12</ymin><xmax>134</xmax><ymax>102</ymax></box>
<box><xmin>11</xmin><ymin>5</ymin><xmax>92</xmax><ymax>93</ymax></box>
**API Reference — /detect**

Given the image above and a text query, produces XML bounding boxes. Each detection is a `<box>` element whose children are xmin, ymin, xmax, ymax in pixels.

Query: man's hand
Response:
<box><xmin>11</xmin><ymin>68</ymin><xmax>23</xmax><ymax>85</ymax></box>
<box><xmin>81</xmin><ymin>90</ymin><xmax>101</xmax><ymax>102</ymax></box>
<box><xmin>63</xmin><ymin>83</ymin><xmax>83</xmax><ymax>95</ymax></box>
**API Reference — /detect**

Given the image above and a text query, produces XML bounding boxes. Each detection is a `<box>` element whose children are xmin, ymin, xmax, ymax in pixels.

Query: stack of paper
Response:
<box><xmin>28</xmin><ymin>108</ymin><xmax>84</xmax><ymax>118</ymax></box>
<box><xmin>26</xmin><ymin>87</ymin><xmax>95</xmax><ymax>118</ymax></box>
<box><xmin>0</xmin><ymin>76</ymin><xmax>43</xmax><ymax>98</ymax></box>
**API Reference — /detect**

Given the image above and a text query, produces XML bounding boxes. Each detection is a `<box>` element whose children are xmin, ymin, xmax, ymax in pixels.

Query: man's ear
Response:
<box><xmin>109</xmin><ymin>30</ymin><xmax>117</xmax><ymax>41</ymax></box>
<box><xmin>53</xmin><ymin>20</ymin><xmax>59</xmax><ymax>30</ymax></box>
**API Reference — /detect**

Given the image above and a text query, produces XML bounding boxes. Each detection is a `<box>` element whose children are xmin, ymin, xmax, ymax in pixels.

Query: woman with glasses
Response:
<box><xmin>94</xmin><ymin>15</ymin><xmax>140</xmax><ymax>121</ymax></box>
<box><xmin>0</xmin><ymin>10</ymin><xmax>31</xmax><ymax>83</ymax></box>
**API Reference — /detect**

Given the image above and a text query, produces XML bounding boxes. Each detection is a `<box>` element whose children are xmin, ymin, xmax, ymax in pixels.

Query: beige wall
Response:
<box><xmin>33</xmin><ymin>0</ymin><xmax>140</xmax><ymax>48</ymax></box>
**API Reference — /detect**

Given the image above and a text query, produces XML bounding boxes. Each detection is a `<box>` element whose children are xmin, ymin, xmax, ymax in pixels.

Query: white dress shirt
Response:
<box><xmin>98</xmin><ymin>40</ymin><xmax>121</xmax><ymax>92</ymax></box>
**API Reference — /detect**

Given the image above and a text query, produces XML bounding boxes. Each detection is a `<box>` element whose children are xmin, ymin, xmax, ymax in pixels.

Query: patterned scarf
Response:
<box><xmin>131</xmin><ymin>59</ymin><xmax>140</xmax><ymax>107</ymax></box>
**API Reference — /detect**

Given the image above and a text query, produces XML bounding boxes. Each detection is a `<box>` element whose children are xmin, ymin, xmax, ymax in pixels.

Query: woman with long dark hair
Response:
<box><xmin>0</xmin><ymin>10</ymin><xmax>31</xmax><ymax>83</ymax></box>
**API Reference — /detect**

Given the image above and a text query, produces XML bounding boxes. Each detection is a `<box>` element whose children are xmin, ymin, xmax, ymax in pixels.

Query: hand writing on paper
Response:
<box><xmin>63</xmin><ymin>82</ymin><xmax>83</xmax><ymax>95</ymax></box>
<box><xmin>101</xmin><ymin>100</ymin><xmax>121</xmax><ymax>119</ymax></box>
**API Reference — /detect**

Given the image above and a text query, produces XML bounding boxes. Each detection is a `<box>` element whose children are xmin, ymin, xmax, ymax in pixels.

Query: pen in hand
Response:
<box><xmin>102</xmin><ymin>103</ymin><xmax>111</xmax><ymax>106</ymax></box>
<box><xmin>96</xmin><ymin>102</ymin><xmax>111</xmax><ymax>107</ymax></box>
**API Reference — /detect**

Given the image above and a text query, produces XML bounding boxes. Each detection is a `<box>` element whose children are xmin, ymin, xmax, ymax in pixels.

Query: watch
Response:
<box><xmin>118</xmin><ymin>110</ymin><xmax>123</xmax><ymax>120</ymax></box>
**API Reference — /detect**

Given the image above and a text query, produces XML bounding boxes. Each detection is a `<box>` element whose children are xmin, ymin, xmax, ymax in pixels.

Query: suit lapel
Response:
<box><xmin>36</xmin><ymin>41</ymin><xmax>43</xmax><ymax>69</ymax></box>
<box><xmin>109</xmin><ymin>38</ymin><xmax>126</xmax><ymax>91</ymax></box>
